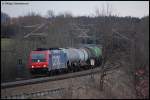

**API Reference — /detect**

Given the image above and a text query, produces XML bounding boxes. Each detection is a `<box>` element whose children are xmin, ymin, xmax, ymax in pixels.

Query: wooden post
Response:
<box><xmin>99</xmin><ymin>58</ymin><xmax>106</xmax><ymax>91</ymax></box>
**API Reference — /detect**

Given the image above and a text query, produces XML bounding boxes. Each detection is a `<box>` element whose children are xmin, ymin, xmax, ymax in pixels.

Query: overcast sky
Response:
<box><xmin>1</xmin><ymin>1</ymin><xmax>149</xmax><ymax>18</ymax></box>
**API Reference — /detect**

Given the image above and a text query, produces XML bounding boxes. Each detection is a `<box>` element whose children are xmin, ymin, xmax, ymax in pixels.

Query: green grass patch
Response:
<box><xmin>1</xmin><ymin>38</ymin><xmax>15</xmax><ymax>50</ymax></box>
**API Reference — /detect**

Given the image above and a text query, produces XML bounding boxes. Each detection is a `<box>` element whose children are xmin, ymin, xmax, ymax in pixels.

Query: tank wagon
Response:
<box><xmin>28</xmin><ymin>45</ymin><xmax>103</xmax><ymax>75</ymax></box>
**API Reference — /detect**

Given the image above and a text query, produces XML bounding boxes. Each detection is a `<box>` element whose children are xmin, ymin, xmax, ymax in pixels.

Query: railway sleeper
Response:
<box><xmin>2</xmin><ymin>88</ymin><xmax>65</xmax><ymax>99</ymax></box>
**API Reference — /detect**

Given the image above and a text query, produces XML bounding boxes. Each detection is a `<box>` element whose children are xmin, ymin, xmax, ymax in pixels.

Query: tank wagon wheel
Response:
<box><xmin>67</xmin><ymin>61</ymin><xmax>73</xmax><ymax>73</ymax></box>
<box><xmin>75</xmin><ymin>62</ymin><xmax>80</xmax><ymax>72</ymax></box>
<box><xmin>72</xmin><ymin>62</ymin><xmax>78</xmax><ymax>72</ymax></box>
<box><xmin>77</xmin><ymin>61</ymin><xmax>81</xmax><ymax>71</ymax></box>
<box><xmin>95</xmin><ymin>58</ymin><xmax>99</xmax><ymax>66</ymax></box>
<box><xmin>72</xmin><ymin>63</ymin><xmax>76</xmax><ymax>72</ymax></box>
<box><xmin>74</xmin><ymin>62</ymin><xmax>79</xmax><ymax>72</ymax></box>
<box><xmin>99</xmin><ymin>57</ymin><xmax>103</xmax><ymax>66</ymax></box>
<box><xmin>66</xmin><ymin>61</ymin><xmax>70</xmax><ymax>73</ymax></box>
<box><xmin>79</xmin><ymin>63</ymin><xmax>84</xmax><ymax>71</ymax></box>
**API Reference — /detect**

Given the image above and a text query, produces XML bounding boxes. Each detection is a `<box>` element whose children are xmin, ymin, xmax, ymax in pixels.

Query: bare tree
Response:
<box><xmin>47</xmin><ymin>10</ymin><xmax>55</xmax><ymax>18</ymax></box>
<box><xmin>106</xmin><ymin>3</ymin><xmax>113</xmax><ymax>16</ymax></box>
<box><xmin>56</xmin><ymin>11</ymin><xmax>73</xmax><ymax>18</ymax></box>
<box><xmin>64</xmin><ymin>11</ymin><xmax>73</xmax><ymax>18</ymax></box>
<box><xmin>94</xmin><ymin>3</ymin><xmax>117</xmax><ymax>17</ymax></box>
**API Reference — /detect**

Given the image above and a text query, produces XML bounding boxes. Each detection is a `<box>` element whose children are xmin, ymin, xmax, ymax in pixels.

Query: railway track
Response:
<box><xmin>2</xmin><ymin>62</ymin><xmax>120</xmax><ymax>89</ymax></box>
<box><xmin>1</xmin><ymin>62</ymin><xmax>121</xmax><ymax>99</ymax></box>
<box><xmin>1</xmin><ymin>67</ymin><xmax>101</xmax><ymax>89</ymax></box>
<box><xmin>2</xmin><ymin>88</ymin><xmax>65</xmax><ymax>99</ymax></box>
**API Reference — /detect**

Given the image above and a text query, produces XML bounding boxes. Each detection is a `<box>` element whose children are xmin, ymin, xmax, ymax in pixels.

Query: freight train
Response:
<box><xmin>28</xmin><ymin>45</ymin><xmax>103</xmax><ymax>75</ymax></box>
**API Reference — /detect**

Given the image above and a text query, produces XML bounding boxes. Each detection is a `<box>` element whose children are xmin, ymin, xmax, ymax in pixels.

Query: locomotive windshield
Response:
<box><xmin>31</xmin><ymin>54</ymin><xmax>46</xmax><ymax>62</ymax></box>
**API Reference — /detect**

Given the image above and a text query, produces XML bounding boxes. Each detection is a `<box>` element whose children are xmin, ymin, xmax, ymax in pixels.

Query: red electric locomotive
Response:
<box><xmin>28</xmin><ymin>50</ymin><xmax>50</xmax><ymax>73</ymax></box>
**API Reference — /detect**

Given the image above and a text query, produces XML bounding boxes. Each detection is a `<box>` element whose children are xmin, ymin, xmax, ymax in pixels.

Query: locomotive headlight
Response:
<box><xmin>32</xmin><ymin>66</ymin><xmax>34</xmax><ymax>68</ymax></box>
<box><xmin>43</xmin><ymin>65</ymin><xmax>46</xmax><ymax>67</ymax></box>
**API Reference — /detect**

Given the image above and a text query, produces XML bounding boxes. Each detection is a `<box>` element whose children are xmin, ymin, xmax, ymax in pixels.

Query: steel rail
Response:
<box><xmin>2</xmin><ymin>88</ymin><xmax>65</xmax><ymax>99</ymax></box>
<box><xmin>1</xmin><ymin>62</ymin><xmax>120</xmax><ymax>89</ymax></box>
<box><xmin>1</xmin><ymin>67</ymin><xmax>102</xmax><ymax>89</ymax></box>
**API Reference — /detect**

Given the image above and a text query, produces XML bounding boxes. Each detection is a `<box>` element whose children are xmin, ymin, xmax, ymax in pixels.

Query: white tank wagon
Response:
<box><xmin>60</xmin><ymin>48</ymin><xmax>80</xmax><ymax>66</ymax></box>
<box><xmin>78</xmin><ymin>48</ymin><xmax>88</xmax><ymax>61</ymax></box>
